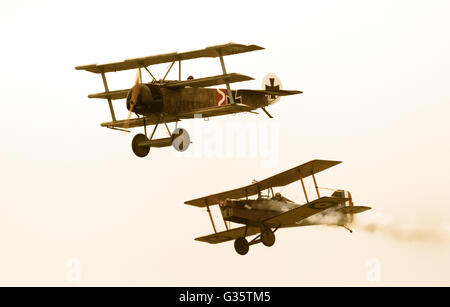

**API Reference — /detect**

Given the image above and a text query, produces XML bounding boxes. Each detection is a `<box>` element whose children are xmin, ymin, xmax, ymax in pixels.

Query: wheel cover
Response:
<box><xmin>261</xmin><ymin>230</ymin><xmax>275</xmax><ymax>247</ymax></box>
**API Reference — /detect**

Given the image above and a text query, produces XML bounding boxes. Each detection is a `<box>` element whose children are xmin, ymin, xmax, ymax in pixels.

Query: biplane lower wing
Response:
<box><xmin>195</xmin><ymin>225</ymin><xmax>261</xmax><ymax>244</ymax></box>
<box><xmin>264</xmin><ymin>197</ymin><xmax>349</xmax><ymax>227</ymax></box>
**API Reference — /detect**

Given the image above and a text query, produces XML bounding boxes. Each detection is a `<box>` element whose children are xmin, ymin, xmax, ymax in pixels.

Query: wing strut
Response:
<box><xmin>100</xmin><ymin>71</ymin><xmax>117</xmax><ymax>122</ymax></box>
<box><xmin>311</xmin><ymin>172</ymin><xmax>321</xmax><ymax>198</ymax></box>
<box><xmin>218</xmin><ymin>52</ymin><xmax>235</xmax><ymax>104</ymax></box>
<box><xmin>297</xmin><ymin>170</ymin><xmax>309</xmax><ymax>203</ymax></box>
<box><xmin>218</xmin><ymin>203</ymin><xmax>230</xmax><ymax>231</ymax></box>
<box><xmin>205</xmin><ymin>199</ymin><xmax>217</xmax><ymax>233</ymax></box>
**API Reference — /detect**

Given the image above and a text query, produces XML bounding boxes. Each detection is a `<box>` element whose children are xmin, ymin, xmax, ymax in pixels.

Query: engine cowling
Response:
<box><xmin>126</xmin><ymin>84</ymin><xmax>163</xmax><ymax>115</ymax></box>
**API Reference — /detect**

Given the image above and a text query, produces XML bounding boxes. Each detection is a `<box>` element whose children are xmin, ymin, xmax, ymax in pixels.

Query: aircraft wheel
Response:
<box><xmin>171</xmin><ymin>128</ymin><xmax>190</xmax><ymax>152</ymax></box>
<box><xmin>261</xmin><ymin>229</ymin><xmax>275</xmax><ymax>247</ymax></box>
<box><xmin>234</xmin><ymin>237</ymin><xmax>249</xmax><ymax>255</ymax></box>
<box><xmin>132</xmin><ymin>134</ymin><xmax>150</xmax><ymax>158</ymax></box>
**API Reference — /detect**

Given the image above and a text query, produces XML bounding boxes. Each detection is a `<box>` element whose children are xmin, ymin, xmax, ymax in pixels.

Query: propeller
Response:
<box><xmin>125</xmin><ymin>68</ymin><xmax>142</xmax><ymax>128</ymax></box>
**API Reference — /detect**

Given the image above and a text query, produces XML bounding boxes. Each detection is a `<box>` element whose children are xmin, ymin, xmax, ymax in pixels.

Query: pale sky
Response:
<box><xmin>0</xmin><ymin>0</ymin><xmax>450</xmax><ymax>285</ymax></box>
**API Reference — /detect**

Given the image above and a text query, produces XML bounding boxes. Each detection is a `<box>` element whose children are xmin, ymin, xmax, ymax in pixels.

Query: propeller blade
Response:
<box><xmin>125</xmin><ymin>68</ymin><xmax>142</xmax><ymax>128</ymax></box>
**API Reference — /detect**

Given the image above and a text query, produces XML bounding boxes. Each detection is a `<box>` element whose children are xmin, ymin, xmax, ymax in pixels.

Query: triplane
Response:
<box><xmin>75</xmin><ymin>43</ymin><xmax>302</xmax><ymax>157</ymax></box>
<box><xmin>185</xmin><ymin>160</ymin><xmax>371</xmax><ymax>255</ymax></box>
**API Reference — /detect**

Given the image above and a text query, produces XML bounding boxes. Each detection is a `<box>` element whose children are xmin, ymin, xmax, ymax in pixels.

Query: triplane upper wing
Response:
<box><xmin>75</xmin><ymin>43</ymin><xmax>264</xmax><ymax>74</ymax></box>
<box><xmin>184</xmin><ymin>159</ymin><xmax>342</xmax><ymax>207</ymax></box>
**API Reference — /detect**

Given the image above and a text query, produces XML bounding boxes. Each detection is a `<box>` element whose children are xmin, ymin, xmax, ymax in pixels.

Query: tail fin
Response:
<box><xmin>332</xmin><ymin>190</ymin><xmax>354</xmax><ymax>223</ymax></box>
<box><xmin>262</xmin><ymin>73</ymin><xmax>282</xmax><ymax>105</ymax></box>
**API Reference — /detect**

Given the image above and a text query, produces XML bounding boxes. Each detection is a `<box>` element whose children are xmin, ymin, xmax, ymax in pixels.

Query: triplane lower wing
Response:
<box><xmin>185</xmin><ymin>160</ymin><xmax>371</xmax><ymax>255</ymax></box>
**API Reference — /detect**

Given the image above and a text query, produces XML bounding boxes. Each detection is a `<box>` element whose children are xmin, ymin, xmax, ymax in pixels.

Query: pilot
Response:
<box><xmin>274</xmin><ymin>192</ymin><xmax>282</xmax><ymax>201</ymax></box>
<box><xmin>187</xmin><ymin>75</ymin><xmax>194</xmax><ymax>80</ymax></box>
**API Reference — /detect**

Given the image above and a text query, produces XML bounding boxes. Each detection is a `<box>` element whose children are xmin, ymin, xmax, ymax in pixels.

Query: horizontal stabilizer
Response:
<box><xmin>336</xmin><ymin>206</ymin><xmax>371</xmax><ymax>214</ymax></box>
<box><xmin>238</xmin><ymin>89</ymin><xmax>302</xmax><ymax>96</ymax></box>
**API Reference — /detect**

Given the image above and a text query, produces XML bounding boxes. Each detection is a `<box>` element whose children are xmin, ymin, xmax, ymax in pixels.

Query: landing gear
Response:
<box><xmin>234</xmin><ymin>237</ymin><xmax>249</xmax><ymax>255</ymax></box>
<box><xmin>132</xmin><ymin>134</ymin><xmax>150</xmax><ymax>158</ymax></box>
<box><xmin>131</xmin><ymin>118</ymin><xmax>191</xmax><ymax>157</ymax></box>
<box><xmin>261</xmin><ymin>229</ymin><xmax>275</xmax><ymax>247</ymax></box>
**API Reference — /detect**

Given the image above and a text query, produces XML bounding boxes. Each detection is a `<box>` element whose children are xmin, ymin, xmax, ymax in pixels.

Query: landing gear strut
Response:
<box><xmin>131</xmin><ymin>118</ymin><xmax>191</xmax><ymax>157</ymax></box>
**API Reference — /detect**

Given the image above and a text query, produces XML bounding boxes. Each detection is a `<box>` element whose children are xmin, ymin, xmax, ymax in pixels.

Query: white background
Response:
<box><xmin>0</xmin><ymin>0</ymin><xmax>449</xmax><ymax>285</ymax></box>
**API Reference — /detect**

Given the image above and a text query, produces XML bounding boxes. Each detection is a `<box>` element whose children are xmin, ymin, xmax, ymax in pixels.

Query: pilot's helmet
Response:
<box><xmin>275</xmin><ymin>192</ymin><xmax>282</xmax><ymax>200</ymax></box>
<box><xmin>187</xmin><ymin>75</ymin><xmax>194</xmax><ymax>80</ymax></box>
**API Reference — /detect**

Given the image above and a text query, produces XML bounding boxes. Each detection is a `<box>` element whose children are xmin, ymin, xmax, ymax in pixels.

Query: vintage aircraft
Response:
<box><xmin>185</xmin><ymin>160</ymin><xmax>371</xmax><ymax>255</ymax></box>
<box><xmin>75</xmin><ymin>43</ymin><xmax>302</xmax><ymax>157</ymax></box>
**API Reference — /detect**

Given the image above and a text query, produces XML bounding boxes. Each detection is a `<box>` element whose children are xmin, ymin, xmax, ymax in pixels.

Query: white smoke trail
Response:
<box><xmin>302</xmin><ymin>210</ymin><xmax>450</xmax><ymax>245</ymax></box>
<box><xmin>353</xmin><ymin>212</ymin><xmax>450</xmax><ymax>245</ymax></box>
<box><xmin>303</xmin><ymin>209</ymin><xmax>346</xmax><ymax>226</ymax></box>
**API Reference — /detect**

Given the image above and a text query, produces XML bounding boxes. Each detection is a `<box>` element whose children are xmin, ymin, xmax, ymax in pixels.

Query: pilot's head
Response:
<box><xmin>275</xmin><ymin>192</ymin><xmax>282</xmax><ymax>201</ymax></box>
<box><xmin>187</xmin><ymin>75</ymin><xmax>194</xmax><ymax>80</ymax></box>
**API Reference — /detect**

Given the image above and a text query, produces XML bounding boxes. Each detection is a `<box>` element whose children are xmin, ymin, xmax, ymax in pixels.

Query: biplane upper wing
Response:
<box><xmin>238</xmin><ymin>89</ymin><xmax>303</xmax><ymax>96</ymax></box>
<box><xmin>195</xmin><ymin>225</ymin><xmax>261</xmax><ymax>244</ymax></box>
<box><xmin>164</xmin><ymin>73</ymin><xmax>254</xmax><ymax>88</ymax></box>
<box><xmin>75</xmin><ymin>43</ymin><xmax>264</xmax><ymax>74</ymax></box>
<box><xmin>184</xmin><ymin>160</ymin><xmax>342</xmax><ymax>207</ymax></box>
<box><xmin>264</xmin><ymin>196</ymin><xmax>348</xmax><ymax>227</ymax></box>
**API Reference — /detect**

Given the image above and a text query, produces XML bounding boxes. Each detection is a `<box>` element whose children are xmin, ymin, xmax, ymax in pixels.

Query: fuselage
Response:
<box><xmin>127</xmin><ymin>83</ymin><xmax>269</xmax><ymax>116</ymax></box>
<box><xmin>220</xmin><ymin>196</ymin><xmax>349</xmax><ymax>227</ymax></box>
<box><xmin>220</xmin><ymin>198</ymin><xmax>299</xmax><ymax>226</ymax></box>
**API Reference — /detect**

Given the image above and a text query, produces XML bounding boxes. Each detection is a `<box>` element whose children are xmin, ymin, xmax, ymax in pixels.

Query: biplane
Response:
<box><xmin>75</xmin><ymin>43</ymin><xmax>302</xmax><ymax>157</ymax></box>
<box><xmin>185</xmin><ymin>160</ymin><xmax>371</xmax><ymax>255</ymax></box>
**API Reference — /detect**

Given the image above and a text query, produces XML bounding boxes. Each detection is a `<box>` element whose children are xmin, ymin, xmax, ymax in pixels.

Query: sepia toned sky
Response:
<box><xmin>0</xmin><ymin>0</ymin><xmax>450</xmax><ymax>285</ymax></box>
